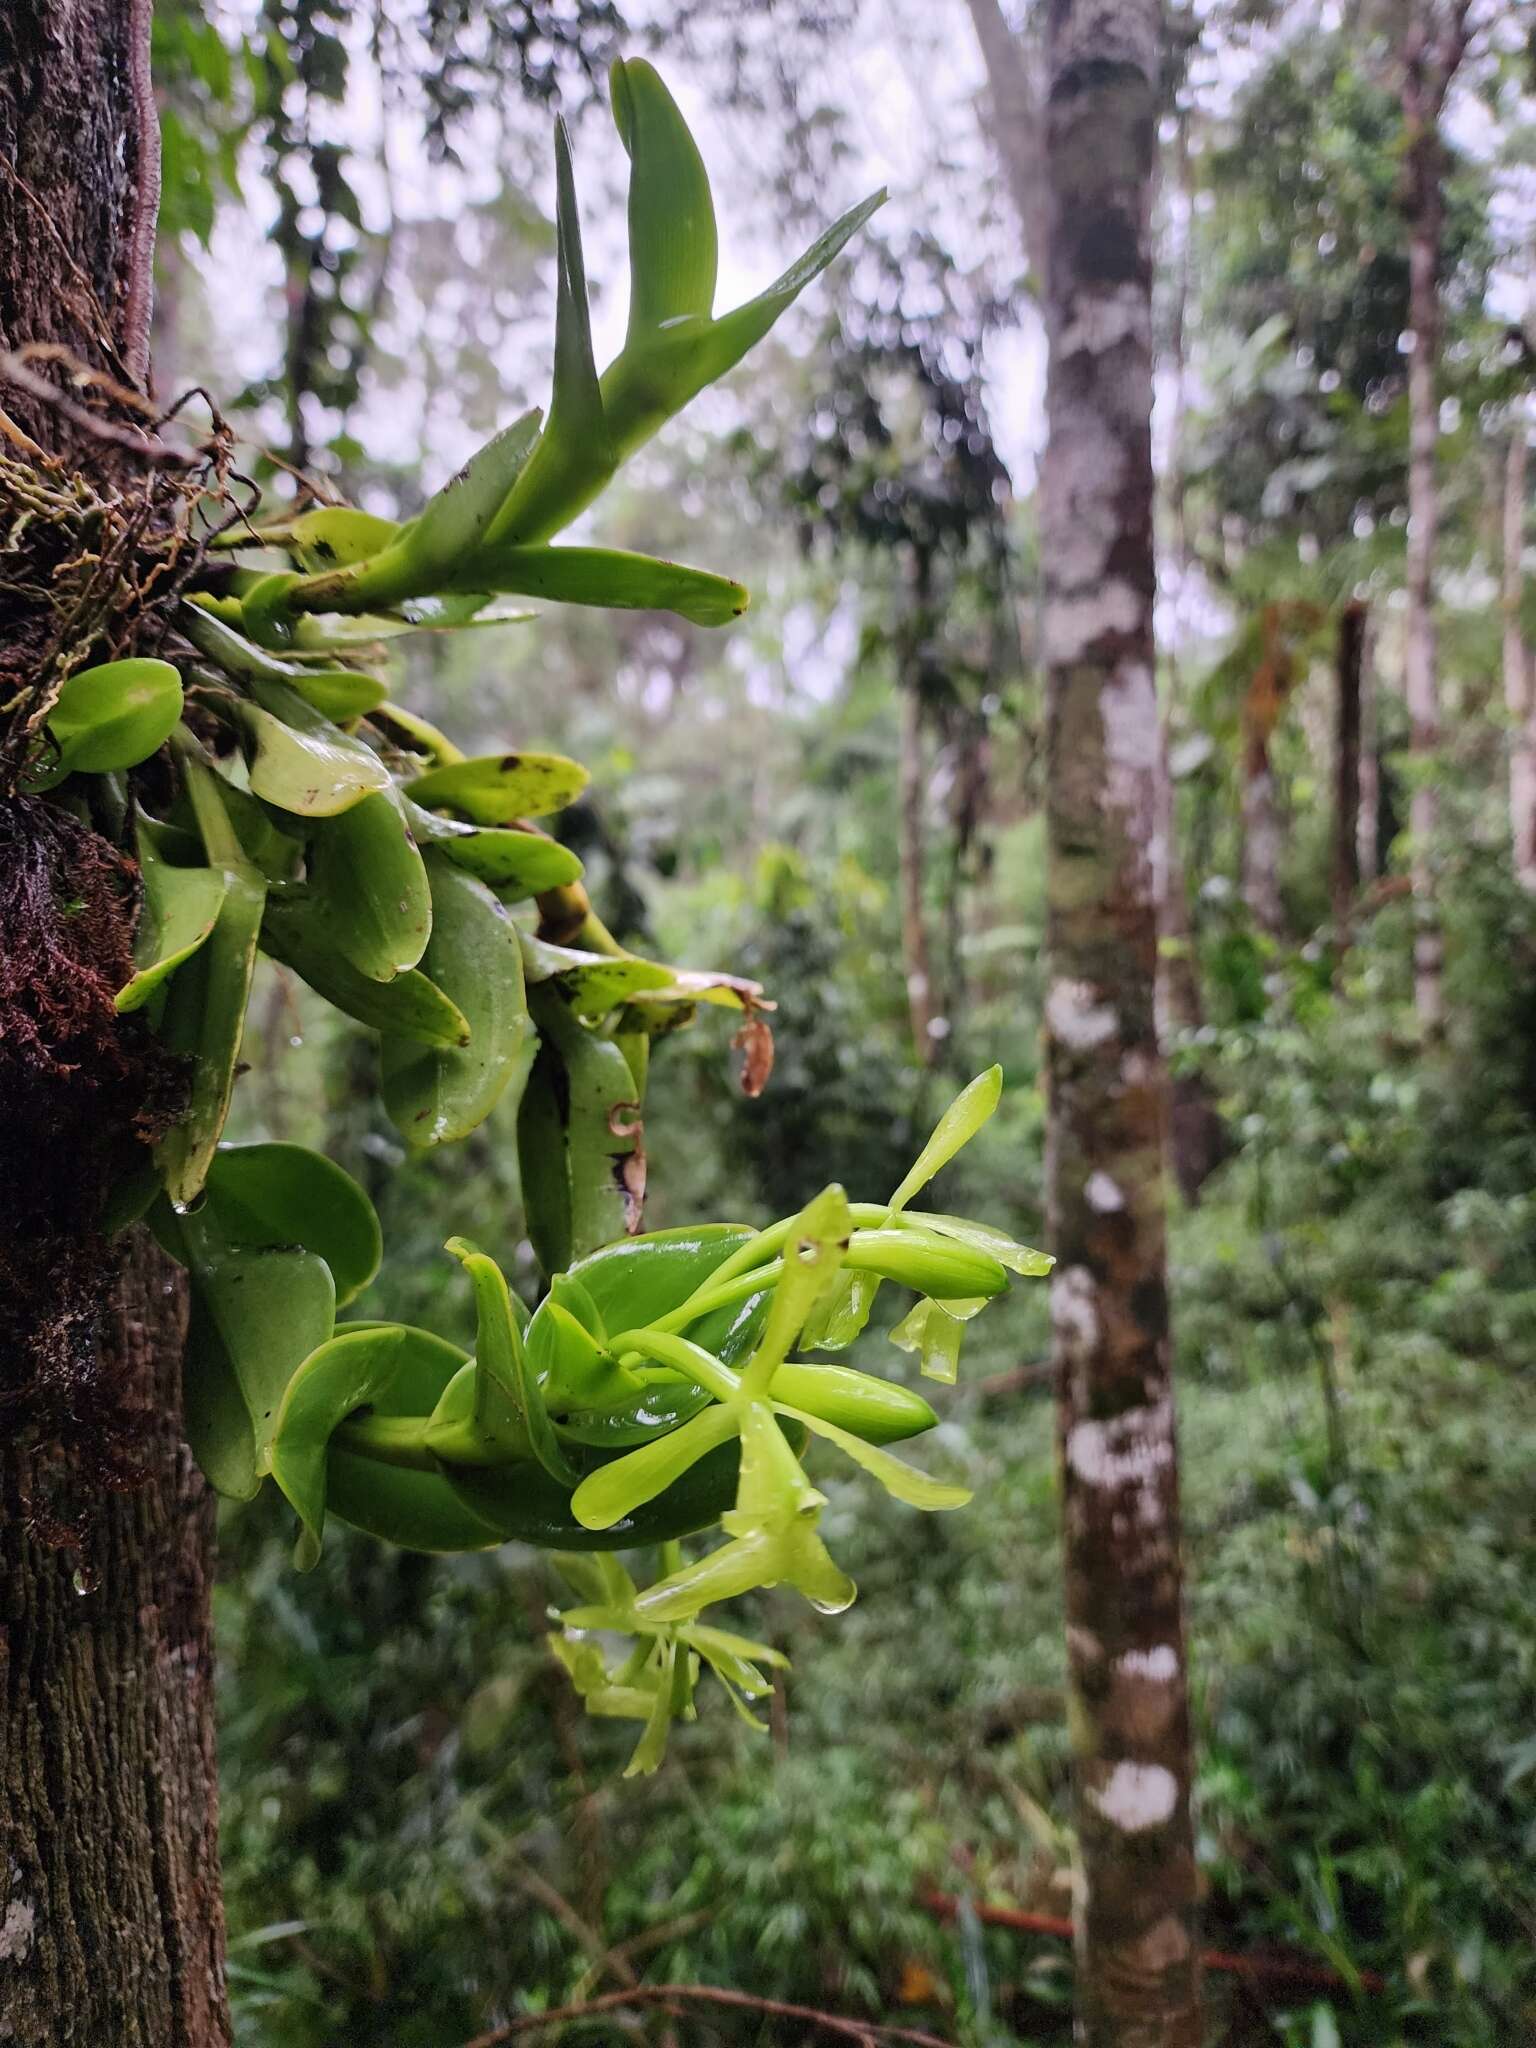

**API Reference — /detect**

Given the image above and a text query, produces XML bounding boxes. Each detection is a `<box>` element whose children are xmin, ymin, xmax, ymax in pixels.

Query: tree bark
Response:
<box><xmin>1040</xmin><ymin>4</ymin><xmax>1202</xmax><ymax>2042</ymax></box>
<box><xmin>0</xmin><ymin>1237</ymin><xmax>226</xmax><ymax>2046</ymax></box>
<box><xmin>0</xmin><ymin>4</ymin><xmax>230</xmax><ymax>2040</ymax></box>
<box><xmin>1503</xmin><ymin>426</ymin><xmax>1536</xmax><ymax>890</ymax></box>
<box><xmin>1333</xmin><ymin>599</ymin><xmax>1366</xmax><ymax>940</ymax></box>
<box><xmin>1399</xmin><ymin>2</ymin><xmax>1469</xmax><ymax>1037</ymax></box>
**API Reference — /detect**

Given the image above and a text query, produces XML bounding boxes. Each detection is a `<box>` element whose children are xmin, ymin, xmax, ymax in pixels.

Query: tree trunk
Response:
<box><xmin>1357</xmin><ymin>618</ymin><xmax>1380</xmax><ymax>886</ymax></box>
<box><xmin>964</xmin><ymin>0</ymin><xmax>1048</xmax><ymax>287</ymax></box>
<box><xmin>899</xmin><ymin>551</ymin><xmax>937</xmax><ymax>1065</ymax></box>
<box><xmin>1239</xmin><ymin>730</ymin><xmax>1284</xmax><ymax>939</ymax></box>
<box><xmin>0</xmin><ymin>1237</ymin><xmax>226</xmax><ymax>2046</ymax></box>
<box><xmin>1040</xmin><ymin>4</ymin><xmax>1202</xmax><ymax>2042</ymax></box>
<box><xmin>1504</xmin><ymin>426</ymin><xmax>1536</xmax><ymax>890</ymax></box>
<box><xmin>1399</xmin><ymin>3</ymin><xmax>1469</xmax><ymax>1036</ymax></box>
<box><xmin>0</xmin><ymin>5</ymin><xmax>230</xmax><ymax>2040</ymax></box>
<box><xmin>1333</xmin><ymin>599</ymin><xmax>1366</xmax><ymax>941</ymax></box>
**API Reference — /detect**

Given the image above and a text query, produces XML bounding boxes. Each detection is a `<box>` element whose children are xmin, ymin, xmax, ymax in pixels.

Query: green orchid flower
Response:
<box><xmin>547</xmin><ymin>1549</ymin><xmax>787</xmax><ymax>1774</ymax></box>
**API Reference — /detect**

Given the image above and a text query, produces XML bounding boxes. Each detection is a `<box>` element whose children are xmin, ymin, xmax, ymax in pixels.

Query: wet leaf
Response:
<box><xmin>380</xmin><ymin>853</ymin><xmax>529</xmax><ymax>1147</ymax></box>
<box><xmin>519</xmin><ymin>931</ymin><xmax>674</xmax><ymax>1017</ymax></box>
<box><xmin>31</xmin><ymin>658</ymin><xmax>183</xmax><ymax>782</ymax></box>
<box><xmin>306</xmin><ymin>785</ymin><xmax>432</xmax><ymax>980</ymax></box>
<box><xmin>260</xmin><ymin>895</ymin><xmax>470</xmax><ymax>1047</ymax></box>
<box><xmin>204</xmin><ymin>1141</ymin><xmax>382</xmax><ymax>1307</ymax></box>
<box><xmin>407</xmin><ymin>804</ymin><xmax>584</xmax><ymax>894</ymax></box>
<box><xmin>450</xmin><ymin>542</ymin><xmax>748</xmax><ymax>627</ymax></box>
<box><xmin>269</xmin><ymin>1325</ymin><xmax>410</xmax><ymax>1567</ymax></box>
<box><xmin>115</xmin><ymin>817</ymin><xmax>226</xmax><ymax>1013</ymax></box>
<box><xmin>155</xmin><ymin>859</ymin><xmax>266</xmax><ymax>1208</ymax></box>
<box><xmin>238</xmin><ymin>678</ymin><xmax>391</xmax><ymax>816</ymax></box>
<box><xmin>280</xmin><ymin>667</ymin><xmax>389</xmax><ymax>721</ymax></box>
<box><xmin>405</xmin><ymin>749</ymin><xmax>589</xmax><ymax>824</ymax></box>
<box><xmin>169</xmin><ymin>1207</ymin><xmax>336</xmax><ymax>1501</ymax></box>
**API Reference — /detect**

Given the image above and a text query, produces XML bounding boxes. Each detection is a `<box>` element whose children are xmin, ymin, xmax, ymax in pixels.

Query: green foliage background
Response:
<box><xmin>145</xmin><ymin>1</ymin><xmax>1536</xmax><ymax>2042</ymax></box>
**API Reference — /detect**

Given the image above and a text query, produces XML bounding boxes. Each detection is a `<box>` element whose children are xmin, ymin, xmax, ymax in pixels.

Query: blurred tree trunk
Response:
<box><xmin>1239</xmin><ymin>606</ymin><xmax>1293</xmax><ymax>940</ymax></box>
<box><xmin>0</xmin><ymin>4</ymin><xmax>230</xmax><ymax>2040</ymax></box>
<box><xmin>899</xmin><ymin>548</ymin><xmax>937</xmax><ymax>1064</ymax></box>
<box><xmin>964</xmin><ymin>0</ymin><xmax>1047</xmax><ymax>285</ymax></box>
<box><xmin>1334</xmin><ymin>599</ymin><xmax>1367</xmax><ymax>940</ymax></box>
<box><xmin>1357</xmin><ymin>625</ymin><xmax>1381</xmax><ymax>885</ymax></box>
<box><xmin>1398</xmin><ymin>1</ymin><xmax>1470</xmax><ymax>1036</ymax></box>
<box><xmin>1504</xmin><ymin>427</ymin><xmax>1536</xmax><ymax>890</ymax></box>
<box><xmin>1039</xmin><ymin>3</ymin><xmax>1202</xmax><ymax>2041</ymax></box>
<box><xmin>1158</xmin><ymin>100</ymin><xmax>1225</xmax><ymax>1204</ymax></box>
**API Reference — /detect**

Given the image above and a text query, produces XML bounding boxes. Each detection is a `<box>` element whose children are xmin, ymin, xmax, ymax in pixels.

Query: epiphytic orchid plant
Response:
<box><xmin>21</xmin><ymin>59</ymin><xmax>1051</xmax><ymax>1768</ymax></box>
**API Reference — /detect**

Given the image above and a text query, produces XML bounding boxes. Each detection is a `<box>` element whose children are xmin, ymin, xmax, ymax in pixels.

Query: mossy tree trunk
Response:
<box><xmin>1039</xmin><ymin>3</ymin><xmax>1202</xmax><ymax>2042</ymax></box>
<box><xmin>0</xmin><ymin>4</ymin><xmax>230</xmax><ymax>2041</ymax></box>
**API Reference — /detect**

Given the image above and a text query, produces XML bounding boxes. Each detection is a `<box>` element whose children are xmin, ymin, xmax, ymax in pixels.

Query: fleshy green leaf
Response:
<box><xmin>115</xmin><ymin>817</ymin><xmax>227</xmax><ymax>1013</ymax></box>
<box><xmin>448</xmin><ymin>543</ymin><xmax>748</xmax><ymax>627</ymax></box>
<box><xmin>260</xmin><ymin>895</ymin><xmax>470</xmax><ymax>1047</ymax></box>
<box><xmin>165</xmin><ymin>1200</ymin><xmax>337</xmax><ymax>1501</ymax></box>
<box><xmin>446</xmin><ymin>1237</ymin><xmax>576</xmax><ymax>1485</ymax></box>
<box><xmin>380</xmin><ymin>854</ymin><xmax>529</xmax><ymax>1147</ymax></box>
<box><xmin>30</xmin><ymin>658</ymin><xmax>183</xmax><ymax>782</ymax></box>
<box><xmin>405</xmin><ymin>750</ymin><xmax>589</xmax><ymax>824</ymax></box>
<box><xmin>518</xmin><ymin>932</ymin><xmax>675</xmax><ymax>1016</ymax></box>
<box><xmin>306</xmin><ymin>785</ymin><xmax>432</xmax><ymax>980</ymax></box>
<box><xmin>269</xmin><ymin>1325</ymin><xmax>409</xmax><ymax>1567</ymax></box>
<box><xmin>204</xmin><ymin>1141</ymin><xmax>382</xmax><ymax>1307</ymax></box>
<box><xmin>407</xmin><ymin>804</ymin><xmax>584</xmax><ymax>894</ymax></box>
<box><xmin>155</xmin><ymin>849</ymin><xmax>266</xmax><ymax>1207</ymax></box>
<box><xmin>237</xmin><ymin>678</ymin><xmax>391</xmax><ymax>816</ymax></box>
<box><xmin>280</xmin><ymin>667</ymin><xmax>389</xmax><ymax>721</ymax></box>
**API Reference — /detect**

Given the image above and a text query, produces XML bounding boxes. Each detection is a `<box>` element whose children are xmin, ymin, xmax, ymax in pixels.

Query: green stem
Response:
<box><xmin>620</xmin><ymin>1330</ymin><xmax>740</xmax><ymax>1405</ymax></box>
<box><xmin>335</xmin><ymin>1410</ymin><xmax>538</xmax><ymax>1472</ymax></box>
<box><xmin>172</xmin><ymin>735</ymin><xmax>246</xmax><ymax>870</ymax></box>
<box><xmin>333</xmin><ymin>1413</ymin><xmax>439</xmax><ymax>1471</ymax></box>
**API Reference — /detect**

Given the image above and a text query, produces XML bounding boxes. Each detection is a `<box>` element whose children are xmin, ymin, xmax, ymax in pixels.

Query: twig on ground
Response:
<box><xmin>462</xmin><ymin>1983</ymin><xmax>955</xmax><ymax>2048</ymax></box>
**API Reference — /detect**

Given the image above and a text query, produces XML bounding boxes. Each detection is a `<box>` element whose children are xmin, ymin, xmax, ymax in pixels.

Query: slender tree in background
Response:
<box><xmin>1398</xmin><ymin>0</ymin><xmax>1471</xmax><ymax>1034</ymax></box>
<box><xmin>1504</xmin><ymin>423</ymin><xmax>1536</xmax><ymax>889</ymax></box>
<box><xmin>1038</xmin><ymin>1</ymin><xmax>1202</xmax><ymax>2040</ymax></box>
<box><xmin>1238</xmin><ymin>604</ymin><xmax>1298</xmax><ymax>939</ymax></box>
<box><xmin>0</xmin><ymin>5</ymin><xmax>228</xmax><ymax>2041</ymax></box>
<box><xmin>965</xmin><ymin>0</ymin><xmax>1048</xmax><ymax>283</ymax></box>
<box><xmin>899</xmin><ymin>548</ymin><xmax>938</xmax><ymax>1063</ymax></box>
<box><xmin>1334</xmin><ymin>598</ymin><xmax>1367</xmax><ymax>940</ymax></box>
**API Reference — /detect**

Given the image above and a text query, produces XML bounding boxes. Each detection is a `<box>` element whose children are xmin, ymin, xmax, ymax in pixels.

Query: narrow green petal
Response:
<box><xmin>888</xmin><ymin>1066</ymin><xmax>1004</xmax><ymax>1212</ymax></box>
<box><xmin>775</xmin><ymin>1402</ymin><xmax>972</xmax><ymax>1511</ymax></box>
<box><xmin>570</xmin><ymin>1404</ymin><xmax>738</xmax><ymax>1530</ymax></box>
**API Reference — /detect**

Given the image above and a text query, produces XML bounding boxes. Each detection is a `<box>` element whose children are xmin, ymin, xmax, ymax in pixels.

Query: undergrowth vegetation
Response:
<box><xmin>215</xmin><ymin>810</ymin><xmax>1536</xmax><ymax>2046</ymax></box>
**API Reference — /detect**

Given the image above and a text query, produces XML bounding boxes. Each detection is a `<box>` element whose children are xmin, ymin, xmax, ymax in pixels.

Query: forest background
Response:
<box><xmin>147</xmin><ymin>1</ymin><xmax>1536</xmax><ymax>2042</ymax></box>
